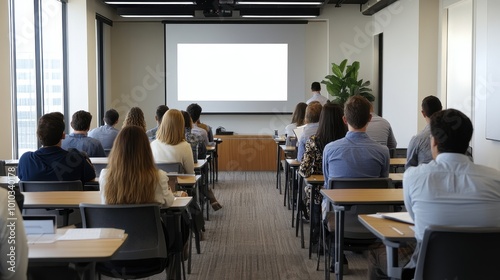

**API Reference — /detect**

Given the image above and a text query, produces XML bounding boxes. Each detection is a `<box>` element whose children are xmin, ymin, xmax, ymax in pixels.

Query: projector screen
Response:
<box><xmin>165</xmin><ymin>23</ymin><xmax>306</xmax><ymax>113</ymax></box>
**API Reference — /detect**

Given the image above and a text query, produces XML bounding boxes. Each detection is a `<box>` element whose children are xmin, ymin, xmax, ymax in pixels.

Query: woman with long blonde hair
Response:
<box><xmin>100</xmin><ymin>125</ymin><xmax>175</xmax><ymax>207</ymax></box>
<box><xmin>122</xmin><ymin>107</ymin><xmax>147</xmax><ymax>132</ymax></box>
<box><xmin>151</xmin><ymin>109</ymin><xmax>222</xmax><ymax>211</ymax></box>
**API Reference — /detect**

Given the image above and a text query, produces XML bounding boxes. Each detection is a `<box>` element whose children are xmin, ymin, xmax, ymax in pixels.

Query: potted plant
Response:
<box><xmin>321</xmin><ymin>59</ymin><xmax>374</xmax><ymax>105</ymax></box>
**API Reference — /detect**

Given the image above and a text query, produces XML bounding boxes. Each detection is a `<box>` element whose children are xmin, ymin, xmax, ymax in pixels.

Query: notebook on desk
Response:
<box><xmin>378</xmin><ymin>212</ymin><xmax>414</xmax><ymax>225</ymax></box>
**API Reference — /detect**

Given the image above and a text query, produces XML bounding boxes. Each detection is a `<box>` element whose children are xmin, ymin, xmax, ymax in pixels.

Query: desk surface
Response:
<box><xmin>302</xmin><ymin>173</ymin><xmax>403</xmax><ymax>185</ymax></box>
<box><xmin>194</xmin><ymin>159</ymin><xmax>207</xmax><ymax>169</ymax></box>
<box><xmin>23</xmin><ymin>191</ymin><xmax>193</xmax><ymax>210</ymax></box>
<box><xmin>390</xmin><ymin>158</ymin><xmax>406</xmax><ymax>166</ymax></box>
<box><xmin>320</xmin><ymin>188</ymin><xmax>404</xmax><ymax>205</ymax></box>
<box><xmin>279</xmin><ymin>145</ymin><xmax>296</xmax><ymax>152</ymax></box>
<box><xmin>285</xmin><ymin>158</ymin><xmax>300</xmax><ymax>166</ymax></box>
<box><xmin>358</xmin><ymin>214</ymin><xmax>415</xmax><ymax>242</ymax></box>
<box><xmin>29</xmin><ymin>229</ymin><xmax>127</xmax><ymax>263</ymax></box>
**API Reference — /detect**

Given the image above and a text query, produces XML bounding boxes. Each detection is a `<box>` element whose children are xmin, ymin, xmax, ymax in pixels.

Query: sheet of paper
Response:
<box><xmin>293</xmin><ymin>126</ymin><xmax>304</xmax><ymax>141</ymax></box>
<box><xmin>378</xmin><ymin>212</ymin><xmax>414</xmax><ymax>224</ymax></box>
<box><xmin>57</xmin><ymin>228</ymin><xmax>125</xmax><ymax>240</ymax></box>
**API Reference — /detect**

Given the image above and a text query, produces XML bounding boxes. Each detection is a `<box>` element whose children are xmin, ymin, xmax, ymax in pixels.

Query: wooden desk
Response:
<box><xmin>320</xmin><ymin>188</ymin><xmax>404</xmax><ymax>280</ymax></box>
<box><xmin>29</xmin><ymin>228</ymin><xmax>127</xmax><ymax>280</ymax></box>
<box><xmin>299</xmin><ymin>174</ymin><xmax>403</xmax><ymax>257</ymax></box>
<box><xmin>358</xmin><ymin>214</ymin><xmax>415</xmax><ymax>279</ymax></box>
<box><xmin>29</xmin><ymin>228</ymin><xmax>127</xmax><ymax>262</ymax></box>
<box><xmin>23</xmin><ymin>191</ymin><xmax>101</xmax><ymax>209</ymax></box>
<box><xmin>23</xmin><ymin>191</ymin><xmax>192</xmax><ymax>210</ymax></box>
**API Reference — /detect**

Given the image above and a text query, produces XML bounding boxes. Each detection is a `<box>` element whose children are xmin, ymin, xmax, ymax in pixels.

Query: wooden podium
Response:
<box><xmin>215</xmin><ymin>134</ymin><xmax>277</xmax><ymax>171</ymax></box>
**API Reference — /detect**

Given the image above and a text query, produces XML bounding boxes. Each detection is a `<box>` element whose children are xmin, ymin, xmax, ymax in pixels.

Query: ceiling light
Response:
<box><xmin>241</xmin><ymin>15</ymin><xmax>317</xmax><ymax>18</ymax></box>
<box><xmin>106</xmin><ymin>1</ymin><xmax>196</xmax><ymax>4</ymax></box>
<box><xmin>236</xmin><ymin>1</ymin><xmax>322</xmax><ymax>4</ymax></box>
<box><xmin>120</xmin><ymin>14</ymin><xmax>194</xmax><ymax>17</ymax></box>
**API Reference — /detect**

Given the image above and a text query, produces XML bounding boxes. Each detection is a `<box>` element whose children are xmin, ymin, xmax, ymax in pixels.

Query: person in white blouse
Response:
<box><xmin>151</xmin><ymin>109</ymin><xmax>222</xmax><ymax>211</ymax></box>
<box><xmin>99</xmin><ymin>125</ymin><xmax>181</xmax><ymax>207</ymax></box>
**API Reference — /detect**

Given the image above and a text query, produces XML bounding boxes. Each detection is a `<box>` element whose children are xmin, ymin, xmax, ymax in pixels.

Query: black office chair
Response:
<box><xmin>79</xmin><ymin>203</ymin><xmax>168</xmax><ymax>279</ymax></box>
<box><xmin>156</xmin><ymin>162</ymin><xmax>185</xmax><ymax>174</ymax></box>
<box><xmin>92</xmin><ymin>163</ymin><xmax>107</xmax><ymax>177</ymax></box>
<box><xmin>0</xmin><ymin>160</ymin><xmax>6</xmax><ymax>176</ymax></box>
<box><xmin>319</xmin><ymin>178</ymin><xmax>394</xmax><ymax>273</ymax></box>
<box><xmin>19</xmin><ymin>180</ymin><xmax>83</xmax><ymax>226</ymax></box>
<box><xmin>414</xmin><ymin>225</ymin><xmax>500</xmax><ymax>280</ymax></box>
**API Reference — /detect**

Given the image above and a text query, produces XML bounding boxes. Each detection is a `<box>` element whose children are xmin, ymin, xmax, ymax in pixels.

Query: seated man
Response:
<box><xmin>88</xmin><ymin>108</ymin><xmax>120</xmax><ymax>152</ymax></box>
<box><xmin>18</xmin><ymin>112</ymin><xmax>96</xmax><ymax>182</ymax></box>
<box><xmin>322</xmin><ymin>96</ymin><xmax>390</xmax><ymax>273</ymax></box>
<box><xmin>405</xmin><ymin>95</ymin><xmax>442</xmax><ymax>169</ymax></box>
<box><xmin>296</xmin><ymin>101</ymin><xmax>322</xmax><ymax>161</ymax></box>
<box><xmin>146</xmin><ymin>105</ymin><xmax>169</xmax><ymax>141</ymax></box>
<box><xmin>62</xmin><ymin>110</ymin><xmax>106</xmax><ymax>157</ymax></box>
<box><xmin>402</xmin><ymin>109</ymin><xmax>500</xmax><ymax>279</ymax></box>
<box><xmin>366</xmin><ymin>102</ymin><xmax>397</xmax><ymax>150</ymax></box>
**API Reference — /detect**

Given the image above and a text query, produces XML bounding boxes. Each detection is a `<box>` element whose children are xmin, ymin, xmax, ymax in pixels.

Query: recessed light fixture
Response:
<box><xmin>241</xmin><ymin>15</ymin><xmax>317</xmax><ymax>18</ymax></box>
<box><xmin>106</xmin><ymin>1</ymin><xmax>196</xmax><ymax>4</ymax></box>
<box><xmin>120</xmin><ymin>14</ymin><xmax>194</xmax><ymax>17</ymax></box>
<box><xmin>236</xmin><ymin>1</ymin><xmax>322</xmax><ymax>4</ymax></box>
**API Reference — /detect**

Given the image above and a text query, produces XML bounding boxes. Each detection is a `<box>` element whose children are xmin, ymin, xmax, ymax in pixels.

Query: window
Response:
<box><xmin>11</xmin><ymin>0</ymin><xmax>66</xmax><ymax>157</ymax></box>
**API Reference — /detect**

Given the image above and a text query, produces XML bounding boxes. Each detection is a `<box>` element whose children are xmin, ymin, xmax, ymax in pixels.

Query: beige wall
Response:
<box><xmin>0</xmin><ymin>0</ymin><xmax>13</xmax><ymax>159</ymax></box>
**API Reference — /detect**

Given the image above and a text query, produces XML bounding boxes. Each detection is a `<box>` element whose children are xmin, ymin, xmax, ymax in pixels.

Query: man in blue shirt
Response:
<box><xmin>323</xmin><ymin>96</ymin><xmax>390</xmax><ymax>180</ymax></box>
<box><xmin>322</xmin><ymin>95</ymin><xmax>390</xmax><ymax>274</ymax></box>
<box><xmin>88</xmin><ymin>109</ymin><xmax>119</xmax><ymax>152</ymax></box>
<box><xmin>62</xmin><ymin>110</ymin><xmax>106</xmax><ymax>157</ymax></box>
<box><xmin>18</xmin><ymin>112</ymin><xmax>96</xmax><ymax>182</ymax></box>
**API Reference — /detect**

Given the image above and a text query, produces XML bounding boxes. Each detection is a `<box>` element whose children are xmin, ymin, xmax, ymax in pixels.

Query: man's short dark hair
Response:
<box><xmin>70</xmin><ymin>110</ymin><xmax>92</xmax><ymax>131</ymax></box>
<box><xmin>186</xmin><ymin>103</ymin><xmax>202</xmax><ymax>123</ymax></box>
<box><xmin>37</xmin><ymin>112</ymin><xmax>65</xmax><ymax>146</ymax></box>
<box><xmin>156</xmin><ymin>105</ymin><xmax>169</xmax><ymax>123</ymax></box>
<box><xmin>421</xmin><ymin>95</ymin><xmax>442</xmax><ymax>118</ymax></box>
<box><xmin>430</xmin><ymin>109</ymin><xmax>473</xmax><ymax>154</ymax></box>
<box><xmin>344</xmin><ymin>95</ymin><xmax>371</xmax><ymax>129</ymax></box>
<box><xmin>305</xmin><ymin>101</ymin><xmax>322</xmax><ymax>123</ymax></box>
<box><xmin>104</xmin><ymin>109</ymin><xmax>119</xmax><ymax>125</ymax></box>
<box><xmin>311</xmin><ymin>82</ymin><xmax>321</xmax><ymax>92</ymax></box>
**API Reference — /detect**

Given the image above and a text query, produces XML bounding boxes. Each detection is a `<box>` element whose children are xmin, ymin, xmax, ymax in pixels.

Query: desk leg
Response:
<box><xmin>291</xmin><ymin>167</ymin><xmax>298</xmax><ymax>228</ymax></box>
<box><xmin>276</xmin><ymin>144</ymin><xmax>281</xmax><ymax>190</ymax></box>
<box><xmin>284</xmin><ymin>160</ymin><xmax>289</xmax><ymax>207</ymax></box>
<box><xmin>295</xmin><ymin>177</ymin><xmax>305</xmax><ymax>248</ymax></box>
<box><xmin>385</xmin><ymin>241</ymin><xmax>404</xmax><ymax>280</ymax></box>
<box><xmin>334</xmin><ymin>206</ymin><xmax>345</xmax><ymax>280</ymax></box>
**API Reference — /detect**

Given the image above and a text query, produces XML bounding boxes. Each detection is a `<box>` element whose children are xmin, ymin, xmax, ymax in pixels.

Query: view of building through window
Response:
<box><xmin>13</xmin><ymin>0</ymin><xmax>64</xmax><ymax>157</ymax></box>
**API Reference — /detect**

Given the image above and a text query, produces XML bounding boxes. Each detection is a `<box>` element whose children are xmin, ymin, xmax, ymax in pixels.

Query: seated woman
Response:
<box><xmin>99</xmin><ymin>125</ymin><xmax>189</xmax><ymax>268</ymax></box>
<box><xmin>151</xmin><ymin>109</ymin><xmax>222</xmax><ymax>211</ymax></box>
<box><xmin>285</xmin><ymin>102</ymin><xmax>307</xmax><ymax>144</ymax></box>
<box><xmin>181</xmin><ymin>110</ymin><xmax>207</xmax><ymax>162</ymax></box>
<box><xmin>99</xmin><ymin>125</ymin><xmax>182</xmax><ymax>207</ymax></box>
<box><xmin>299</xmin><ymin>102</ymin><xmax>347</xmax><ymax>248</ymax></box>
<box><xmin>122</xmin><ymin>107</ymin><xmax>147</xmax><ymax>132</ymax></box>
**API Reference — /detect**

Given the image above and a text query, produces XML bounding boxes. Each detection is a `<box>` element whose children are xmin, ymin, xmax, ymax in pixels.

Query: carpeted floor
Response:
<box><xmin>104</xmin><ymin>171</ymin><xmax>371</xmax><ymax>280</ymax></box>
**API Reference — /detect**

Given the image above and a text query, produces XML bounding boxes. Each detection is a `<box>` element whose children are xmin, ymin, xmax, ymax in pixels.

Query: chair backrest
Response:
<box><xmin>414</xmin><ymin>225</ymin><xmax>500</xmax><ymax>280</ymax></box>
<box><xmin>79</xmin><ymin>203</ymin><xmax>167</xmax><ymax>261</ymax></box>
<box><xmin>19</xmin><ymin>180</ymin><xmax>83</xmax><ymax>192</ymax></box>
<box><xmin>93</xmin><ymin>163</ymin><xmax>107</xmax><ymax>177</ymax></box>
<box><xmin>156</xmin><ymin>162</ymin><xmax>184</xmax><ymax>174</ymax></box>
<box><xmin>329</xmin><ymin>178</ymin><xmax>394</xmax><ymax>239</ymax></box>
<box><xmin>0</xmin><ymin>160</ymin><xmax>6</xmax><ymax>176</ymax></box>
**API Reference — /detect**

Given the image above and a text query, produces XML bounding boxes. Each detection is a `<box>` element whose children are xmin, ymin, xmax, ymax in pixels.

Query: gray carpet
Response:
<box><xmin>104</xmin><ymin>171</ymin><xmax>370</xmax><ymax>280</ymax></box>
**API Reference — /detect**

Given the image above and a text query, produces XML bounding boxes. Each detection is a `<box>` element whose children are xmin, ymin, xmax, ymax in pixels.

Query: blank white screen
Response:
<box><xmin>165</xmin><ymin>23</ymin><xmax>305</xmax><ymax>113</ymax></box>
<box><xmin>178</xmin><ymin>44</ymin><xmax>288</xmax><ymax>101</ymax></box>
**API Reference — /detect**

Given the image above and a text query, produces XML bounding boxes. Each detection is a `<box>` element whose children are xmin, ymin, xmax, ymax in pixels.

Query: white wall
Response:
<box><xmin>471</xmin><ymin>0</ymin><xmax>500</xmax><ymax>169</ymax></box>
<box><xmin>379</xmin><ymin>0</ymin><xmax>420</xmax><ymax>148</ymax></box>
